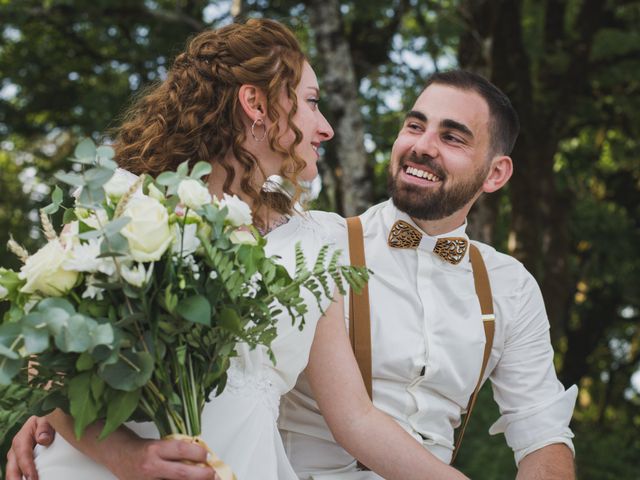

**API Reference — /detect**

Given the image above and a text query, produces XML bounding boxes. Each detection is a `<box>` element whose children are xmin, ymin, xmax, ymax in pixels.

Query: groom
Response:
<box><xmin>279</xmin><ymin>70</ymin><xmax>577</xmax><ymax>479</ymax></box>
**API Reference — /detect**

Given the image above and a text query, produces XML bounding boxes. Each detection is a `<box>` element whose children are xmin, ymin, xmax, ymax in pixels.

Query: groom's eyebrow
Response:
<box><xmin>405</xmin><ymin>110</ymin><xmax>427</xmax><ymax>122</ymax></box>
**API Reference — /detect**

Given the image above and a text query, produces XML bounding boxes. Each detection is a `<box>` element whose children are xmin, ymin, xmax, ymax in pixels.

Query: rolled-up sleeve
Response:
<box><xmin>488</xmin><ymin>269</ymin><xmax>577</xmax><ymax>465</ymax></box>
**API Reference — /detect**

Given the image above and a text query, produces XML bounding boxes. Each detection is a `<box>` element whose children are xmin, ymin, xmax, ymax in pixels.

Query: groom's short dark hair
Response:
<box><xmin>424</xmin><ymin>70</ymin><xmax>520</xmax><ymax>156</ymax></box>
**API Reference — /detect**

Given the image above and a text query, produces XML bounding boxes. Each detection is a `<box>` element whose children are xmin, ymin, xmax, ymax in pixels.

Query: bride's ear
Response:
<box><xmin>238</xmin><ymin>84</ymin><xmax>266</xmax><ymax>122</ymax></box>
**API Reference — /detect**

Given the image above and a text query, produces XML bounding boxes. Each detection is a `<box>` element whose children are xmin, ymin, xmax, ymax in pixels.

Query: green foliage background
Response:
<box><xmin>1</xmin><ymin>1</ymin><xmax>639</xmax><ymax>478</ymax></box>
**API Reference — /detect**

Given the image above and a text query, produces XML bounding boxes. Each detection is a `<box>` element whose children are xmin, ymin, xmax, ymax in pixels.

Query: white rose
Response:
<box><xmin>104</xmin><ymin>169</ymin><xmax>142</xmax><ymax>199</ymax></box>
<box><xmin>19</xmin><ymin>240</ymin><xmax>79</xmax><ymax>296</ymax></box>
<box><xmin>220</xmin><ymin>194</ymin><xmax>252</xmax><ymax>227</ymax></box>
<box><xmin>177</xmin><ymin>179</ymin><xmax>212</xmax><ymax>210</ymax></box>
<box><xmin>0</xmin><ymin>285</ymin><xmax>8</xmax><ymax>300</ymax></box>
<box><xmin>229</xmin><ymin>230</ymin><xmax>257</xmax><ymax>246</ymax></box>
<box><xmin>120</xmin><ymin>196</ymin><xmax>173</xmax><ymax>262</ymax></box>
<box><xmin>120</xmin><ymin>263</ymin><xmax>153</xmax><ymax>287</ymax></box>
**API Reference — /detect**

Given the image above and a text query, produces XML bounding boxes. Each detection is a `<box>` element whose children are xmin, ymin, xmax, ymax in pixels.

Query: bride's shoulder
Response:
<box><xmin>299</xmin><ymin>210</ymin><xmax>346</xmax><ymax>241</ymax></box>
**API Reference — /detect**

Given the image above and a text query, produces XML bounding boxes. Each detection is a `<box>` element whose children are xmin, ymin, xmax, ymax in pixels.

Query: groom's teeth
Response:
<box><xmin>406</xmin><ymin>166</ymin><xmax>440</xmax><ymax>181</ymax></box>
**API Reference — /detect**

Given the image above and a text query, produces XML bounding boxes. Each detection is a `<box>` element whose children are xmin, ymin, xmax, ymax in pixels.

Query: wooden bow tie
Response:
<box><xmin>387</xmin><ymin>220</ymin><xmax>468</xmax><ymax>265</ymax></box>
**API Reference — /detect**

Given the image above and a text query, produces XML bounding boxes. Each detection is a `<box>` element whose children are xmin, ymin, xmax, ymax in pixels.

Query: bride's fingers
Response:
<box><xmin>34</xmin><ymin>417</ymin><xmax>55</xmax><ymax>446</ymax></box>
<box><xmin>155</xmin><ymin>439</ymin><xmax>209</xmax><ymax>464</ymax></box>
<box><xmin>8</xmin><ymin>416</ymin><xmax>40</xmax><ymax>480</ymax></box>
<box><xmin>6</xmin><ymin>447</ymin><xmax>37</xmax><ymax>480</ymax></box>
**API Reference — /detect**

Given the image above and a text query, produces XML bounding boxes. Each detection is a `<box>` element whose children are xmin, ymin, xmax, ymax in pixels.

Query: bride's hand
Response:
<box><xmin>110</xmin><ymin>437</ymin><xmax>220</xmax><ymax>480</ymax></box>
<box><xmin>5</xmin><ymin>415</ymin><xmax>55</xmax><ymax>480</ymax></box>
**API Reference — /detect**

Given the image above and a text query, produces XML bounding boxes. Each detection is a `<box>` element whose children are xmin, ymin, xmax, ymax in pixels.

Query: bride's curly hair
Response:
<box><xmin>112</xmin><ymin>18</ymin><xmax>308</xmax><ymax>226</ymax></box>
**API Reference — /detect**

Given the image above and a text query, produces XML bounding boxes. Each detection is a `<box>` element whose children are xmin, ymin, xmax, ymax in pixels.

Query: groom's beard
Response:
<box><xmin>387</xmin><ymin>154</ymin><xmax>487</xmax><ymax>221</ymax></box>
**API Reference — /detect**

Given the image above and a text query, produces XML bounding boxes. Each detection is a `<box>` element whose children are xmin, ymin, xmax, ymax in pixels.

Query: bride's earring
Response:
<box><xmin>251</xmin><ymin>118</ymin><xmax>267</xmax><ymax>142</ymax></box>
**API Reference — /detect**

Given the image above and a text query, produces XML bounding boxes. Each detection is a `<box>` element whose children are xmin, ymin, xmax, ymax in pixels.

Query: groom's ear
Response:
<box><xmin>238</xmin><ymin>84</ymin><xmax>266</xmax><ymax>122</ymax></box>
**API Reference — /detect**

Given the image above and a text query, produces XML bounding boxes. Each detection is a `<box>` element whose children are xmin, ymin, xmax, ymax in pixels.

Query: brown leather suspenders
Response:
<box><xmin>346</xmin><ymin>216</ymin><xmax>495</xmax><ymax>464</ymax></box>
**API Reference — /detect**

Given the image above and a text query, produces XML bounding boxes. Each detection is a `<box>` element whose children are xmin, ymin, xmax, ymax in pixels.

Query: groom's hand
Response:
<box><xmin>6</xmin><ymin>415</ymin><xmax>55</xmax><ymax>480</ymax></box>
<box><xmin>112</xmin><ymin>437</ymin><xmax>220</xmax><ymax>480</ymax></box>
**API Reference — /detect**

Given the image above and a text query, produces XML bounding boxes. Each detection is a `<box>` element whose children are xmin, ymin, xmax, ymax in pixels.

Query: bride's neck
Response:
<box><xmin>207</xmin><ymin>155</ymin><xmax>283</xmax><ymax>229</ymax></box>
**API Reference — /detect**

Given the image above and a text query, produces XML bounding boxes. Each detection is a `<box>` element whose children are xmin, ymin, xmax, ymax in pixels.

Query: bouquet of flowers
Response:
<box><xmin>0</xmin><ymin>139</ymin><xmax>367</xmax><ymax>475</ymax></box>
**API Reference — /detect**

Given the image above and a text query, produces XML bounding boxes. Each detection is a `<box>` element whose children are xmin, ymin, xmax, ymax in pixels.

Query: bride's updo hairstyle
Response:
<box><xmin>113</xmin><ymin>18</ymin><xmax>308</xmax><ymax>222</ymax></box>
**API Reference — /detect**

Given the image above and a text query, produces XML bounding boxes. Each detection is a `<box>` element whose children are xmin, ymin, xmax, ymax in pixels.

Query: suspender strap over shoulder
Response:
<box><xmin>346</xmin><ymin>216</ymin><xmax>373</xmax><ymax>400</ymax></box>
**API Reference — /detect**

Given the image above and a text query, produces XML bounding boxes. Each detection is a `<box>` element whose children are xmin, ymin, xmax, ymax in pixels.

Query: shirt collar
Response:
<box><xmin>383</xmin><ymin>200</ymin><xmax>471</xmax><ymax>265</ymax></box>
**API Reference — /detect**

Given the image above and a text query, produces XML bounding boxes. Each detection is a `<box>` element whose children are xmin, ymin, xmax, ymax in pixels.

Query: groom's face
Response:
<box><xmin>387</xmin><ymin>84</ymin><xmax>493</xmax><ymax>221</ymax></box>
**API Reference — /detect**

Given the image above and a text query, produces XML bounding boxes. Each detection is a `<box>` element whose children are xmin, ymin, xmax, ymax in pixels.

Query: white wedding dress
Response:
<box><xmin>34</xmin><ymin>211</ymin><xmax>343</xmax><ymax>480</ymax></box>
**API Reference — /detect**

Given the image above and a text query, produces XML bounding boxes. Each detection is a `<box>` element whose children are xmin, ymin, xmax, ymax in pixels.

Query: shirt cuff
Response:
<box><xmin>488</xmin><ymin>384</ymin><xmax>578</xmax><ymax>465</ymax></box>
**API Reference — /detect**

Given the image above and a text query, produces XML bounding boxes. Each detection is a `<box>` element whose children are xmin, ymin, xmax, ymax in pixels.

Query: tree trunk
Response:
<box><xmin>304</xmin><ymin>0</ymin><xmax>372</xmax><ymax>216</ymax></box>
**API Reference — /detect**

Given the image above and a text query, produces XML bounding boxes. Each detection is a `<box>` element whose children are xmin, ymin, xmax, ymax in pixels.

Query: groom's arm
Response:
<box><xmin>306</xmin><ymin>294</ymin><xmax>469</xmax><ymax>480</ymax></box>
<box><xmin>516</xmin><ymin>444</ymin><xmax>575</xmax><ymax>480</ymax></box>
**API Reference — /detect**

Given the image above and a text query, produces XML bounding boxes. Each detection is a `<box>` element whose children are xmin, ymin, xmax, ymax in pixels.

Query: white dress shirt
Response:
<box><xmin>279</xmin><ymin>200</ymin><xmax>577</xmax><ymax>479</ymax></box>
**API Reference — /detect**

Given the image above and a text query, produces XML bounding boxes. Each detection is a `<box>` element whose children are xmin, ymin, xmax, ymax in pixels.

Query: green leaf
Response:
<box><xmin>218</xmin><ymin>307</ymin><xmax>242</xmax><ymax>333</ymax></box>
<box><xmin>190</xmin><ymin>161</ymin><xmax>212</xmax><ymax>179</ymax></box>
<box><xmin>74</xmin><ymin>138</ymin><xmax>97</xmax><ymax>161</ymax></box>
<box><xmin>177</xmin><ymin>295</ymin><xmax>212</xmax><ymax>325</ymax></box>
<box><xmin>63</xmin><ymin>208</ymin><xmax>78</xmax><ymax>224</ymax></box>
<box><xmin>99</xmin><ymin>389</ymin><xmax>141</xmax><ymax>439</ymax></box>
<box><xmin>99</xmin><ymin>350</ymin><xmax>154</xmax><ymax>392</ymax></box>
<box><xmin>76</xmin><ymin>352</ymin><xmax>95</xmax><ymax>371</ymax></box>
<box><xmin>90</xmin><ymin>374</ymin><xmax>105</xmax><ymax>400</ymax></box>
<box><xmin>69</xmin><ymin>372</ymin><xmax>99</xmax><ymax>439</ymax></box>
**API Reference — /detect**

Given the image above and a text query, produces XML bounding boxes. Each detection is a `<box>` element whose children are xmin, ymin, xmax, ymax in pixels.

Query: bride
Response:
<box><xmin>5</xmin><ymin>19</ymin><xmax>467</xmax><ymax>480</ymax></box>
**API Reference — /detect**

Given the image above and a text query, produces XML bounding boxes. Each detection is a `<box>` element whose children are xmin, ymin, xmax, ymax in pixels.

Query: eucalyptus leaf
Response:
<box><xmin>54</xmin><ymin>314</ymin><xmax>94</xmax><ymax>353</ymax></box>
<box><xmin>99</xmin><ymin>350</ymin><xmax>153</xmax><ymax>392</ymax></box>
<box><xmin>96</xmin><ymin>146</ymin><xmax>116</xmax><ymax>162</ymax></box>
<box><xmin>55</xmin><ymin>172</ymin><xmax>85</xmax><ymax>187</ymax></box>
<box><xmin>74</xmin><ymin>138</ymin><xmax>97</xmax><ymax>161</ymax></box>
<box><xmin>176</xmin><ymin>160</ymin><xmax>189</xmax><ymax>177</ymax></box>
<box><xmin>103</xmin><ymin>217</ymin><xmax>131</xmax><ymax>236</ymax></box>
<box><xmin>36</xmin><ymin>297</ymin><xmax>75</xmax><ymax>316</ymax></box>
<box><xmin>190</xmin><ymin>162</ymin><xmax>212</xmax><ymax>179</ymax></box>
<box><xmin>85</xmin><ymin>167</ymin><xmax>115</xmax><ymax>189</ymax></box>
<box><xmin>0</xmin><ymin>356</ymin><xmax>23</xmax><ymax>385</ymax></box>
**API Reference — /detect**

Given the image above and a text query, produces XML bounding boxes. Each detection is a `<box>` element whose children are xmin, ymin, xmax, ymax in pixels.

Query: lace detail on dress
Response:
<box><xmin>224</xmin><ymin>360</ymin><xmax>281</xmax><ymax>419</ymax></box>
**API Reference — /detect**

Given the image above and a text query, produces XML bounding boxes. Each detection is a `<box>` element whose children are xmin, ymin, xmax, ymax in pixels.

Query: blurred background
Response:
<box><xmin>1</xmin><ymin>0</ymin><xmax>639</xmax><ymax>478</ymax></box>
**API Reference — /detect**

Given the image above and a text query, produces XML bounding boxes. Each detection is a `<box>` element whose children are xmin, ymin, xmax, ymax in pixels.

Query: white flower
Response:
<box><xmin>63</xmin><ymin>239</ymin><xmax>102</xmax><ymax>273</ymax></box>
<box><xmin>60</xmin><ymin>220</ymin><xmax>80</xmax><ymax>247</ymax></box>
<box><xmin>120</xmin><ymin>196</ymin><xmax>173</xmax><ymax>262</ymax></box>
<box><xmin>0</xmin><ymin>285</ymin><xmax>8</xmax><ymax>300</ymax></box>
<box><xmin>177</xmin><ymin>179</ymin><xmax>212</xmax><ymax>210</ymax></box>
<box><xmin>63</xmin><ymin>239</ymin><xmax>117</xmax><ymax>276</ymax></box>
<box><xmin>120</xmin><ymin>263</ymin><xmax>153</xmax><ymax>287</ymax></box>
<box><xmin>220</xmin><ymin>194</ymin><xmax>252</xmax><ymax>227</ymax></box>
<box><xmin>209</xmin><ymin>271</ymin><xmax>218</xmax><ymax>280</ymax></box>
<box><xmin>82</xmin><ymin>276</ymin><xmax>105</xmax><ymax>300</ymax></box>
<box><xmin>104</xmin><ymin>169</ymin><xmax>142</xmax><ymax>199</ymax></box>
<box><xmin>229</xmin><ymin>230</ymin><xmax>257</xmax><ymax>246</ymax></box>
<box><xmin>172</xmin><ymin>223</ymin><xmax>201</xmax><ymax>257</ymax></box>
<box><xmin>19</xmin><ymin>240</ymin><xmax>79</xmax><ymax>296</ymax></box>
